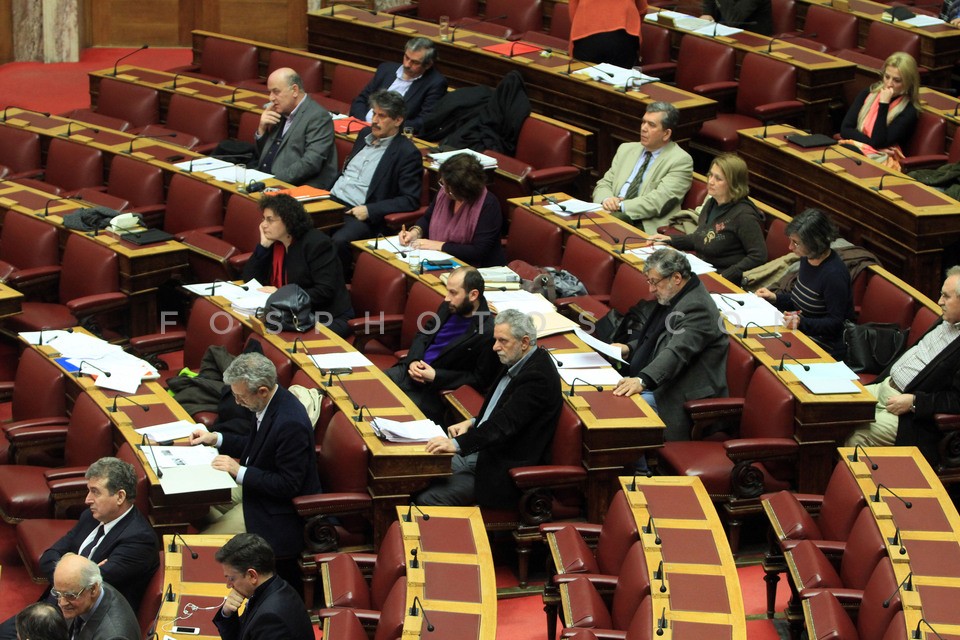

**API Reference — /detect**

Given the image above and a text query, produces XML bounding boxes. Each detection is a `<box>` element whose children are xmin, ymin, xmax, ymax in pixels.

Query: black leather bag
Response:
<box><xmin>843</xmin><ymin>321</ymin><xmax>909</xmax><ymax>374</ymax></box>
<box><xmin>259</xmin><ymin>284</ymin><xmax>314</xmax><ymax>333</ymax></box>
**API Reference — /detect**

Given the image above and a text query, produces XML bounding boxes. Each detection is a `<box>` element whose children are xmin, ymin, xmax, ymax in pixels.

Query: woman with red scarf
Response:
<box><xmin>243</xmin><ymin>193</ymin><xmax>353</xmax><ymax>337</ymax></box>
<box><xmin>398</xmin><ymin>153</ymin><xmax>505</xmax><ymax>267</ymax></box>
<box><xmin>839</xmin><ymin>52</ymin><xmax>920</xmax><ymax>168</ymax></box>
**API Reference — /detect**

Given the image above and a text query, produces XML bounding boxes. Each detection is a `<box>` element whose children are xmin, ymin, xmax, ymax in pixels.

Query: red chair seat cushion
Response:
<box><xmin>789</xmin><ymin>539</ymin><xmax>842</xmax><ymax>591</ymax></box>
<box><xmin>660</xmin><ymin>441</ymin><xmax>735</xmax><ymax>496</ymax></box>
<box><xmin>764</xmin><ymin>490</ymin><xmax>820</xmax><ymax>542</ymax></box>
<box><xmin>0</xmin><ymin>466</ymin><xmax>54</xmax><ymax>520</ymax></box>
<box><xmin>551</xmin><ymin>524</ymin><xmax>600</xmax><ymax>574</ymax></box>
<box><xmin>16</xmin><ymin>518</ymin><xmax>77</xmax><ymax>581</ymax></box>
<box><xmin>324</xmin><ymin>553</ymin><xmax>372</xmax><ymax>610</ymax></box>
<box><xmin>696</xmin><ymin>114</ymin><xmax>763</xmax><ymax>152</ymax></box>
<box><xmin>565</xmin><ymin>576</ymin><xmax>613</xmax><ymax>630</ymax></box>
<box><xmin>5</xmin><ymin>303</ymin><xmax>78</xmax><ymax>332</ymax></box>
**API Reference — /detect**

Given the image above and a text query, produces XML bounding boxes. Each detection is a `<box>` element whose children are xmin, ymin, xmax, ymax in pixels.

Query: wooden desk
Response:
<box><xmin>393</xmin><ymin>505</ymin><xmax>496</xmax><ymax>640</ymax></box>
<box><xmin>0</xmin><ymin>283</ymin><xmax>23</xmax><ymax>318</ymax></box>
<box><xmin>736</xmin><ymin>124</ymin><xmax>960</xmax><ymax>299</ymax></box>
<box><xmin>306</xmin><ymin>6</ymin><xmax>718</xmax><ymax>175</ymax></box>
<box><xmin>643</xmin><ymin>15</ymin><xmax>856</xmax><ymax>134</ymax></box>
<box><xmin>616</xmin><ymin>478</ymin><xmax>747</xmax><ymax>638</ymax></box>
<box><xmin>157</xmin><ymin>534</ymin><xmax>235</xmax><ymax>640</ymax></box>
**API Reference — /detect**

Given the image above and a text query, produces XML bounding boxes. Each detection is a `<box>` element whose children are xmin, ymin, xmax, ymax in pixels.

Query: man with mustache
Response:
<box><xmin>330</xmin><ymin>89</ymin><xmax>423</xmax><ymax>272</ymax></box>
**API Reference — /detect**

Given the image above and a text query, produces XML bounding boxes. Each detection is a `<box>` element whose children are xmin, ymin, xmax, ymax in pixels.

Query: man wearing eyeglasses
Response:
<box><xmin>51</xmin><ymin>554</ymin><xmax>140</xmax><ymax>640</ymax></box>
<box><xmin>0</xmin><ymin>457</ymin><xmax>157</xmax><ymax>640</ymax></box>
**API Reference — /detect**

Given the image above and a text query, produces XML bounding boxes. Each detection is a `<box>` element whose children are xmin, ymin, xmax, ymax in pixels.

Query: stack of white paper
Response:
<box><xmin>427</xmin><ymin>149</ymin><xmax>498</xmax><ymax>169</ymax></box>
<box><xmin>365</xmin><ymin>235</ymin><xmax>407</xmax><ymax>254</ymax></box>
<box><xmin>478</xmin><ymin>266</ymin><xmax>520</xmax><ymax>283</ymax></box>
<box><xmin>370</xmin><ymin>418</ymin><xmax>445</xmax><ymax>442</ymax></box>
<box><xmin>785</xmin><ymin>362</ymin><xmax>861</xmax><ymax>395</ymax></box>
<box><xmin>544</xmin><ymin>199</ymin><xmax>602</xmax><ymax>217</ymax></box>
<box><xmin>692</xmin><ymin>23</ymin><xmax>743</xmax><ymax>36</ymax></box>
<box><xmin>626</xmin><ymin>246</ymin><xmax>715</xmax><ymax>274</ymax></box>
<box><xmin>310</xmin><ymin>352</ymin><xmax>373</xmax><ymax>369</ymax></box>
<box><xmin>135</xmin><ymin>420</ymin><xmax>202</xmax><ymax>443</ymax></box>
<box><xmin>141</xmin><ymin>444</ymin><xmax>237</xmax><ymax>494</ymax></box>
<box><xmin>709</xmin><ymin>292</ymin><xmax>784</xmax><ymax>328</ymax></box>
<box><xmin>574</xmin><ymin>63</ymin><xmax>659</xmax><ymax>87</ymax></box>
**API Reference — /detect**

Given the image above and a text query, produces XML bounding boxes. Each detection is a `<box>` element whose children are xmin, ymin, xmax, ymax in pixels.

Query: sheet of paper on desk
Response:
<box><xmin>710</xmin><ymin>293</ymin><xmax>782</xmax><ymax>327</ymax></box>
<box><xmin>143</xmin><ymin>445</ymin><xmax>218</xmax><ymax>469</ymax></box>
<box><xmin>559</xmin><ymin>366</ymin><xmax>623</xmax><ymax>386</ymax></box>
<box><xmin>93</xmin><ymin>365</ymin><xmax>145</xmax><ymax>394</ymax></box>
<box><xmin>365</xmin><ymin>235</ymin><xmax>406</xmax><ymax>253</ymax></box>
<box><xmin>644</xmin><ymin>10</ymin><xmax>713</xmax><ymax>33</ymax></box>
<box><xmin>797</xmin><ymin>376</ymin><xmax>860</xmax><ymax>395</ymax></box>
<box><xmin>370</xmin><ymin>417</ymin><xmax>445</xmax><ymax>442</ymax></box>
<box><xmin>786</xmin><ymin>362</ymin><xmax>858</xmax><ymax>381</ymax></box>
<box><xmin>545</xmin><ymin>199</ymin><xmax>602</xmax><ymax>216</ymax></box>
<box><xmin>310</xmin><ymin>351</ymin><xmax>373</xmax><ymax>370</ymax></box>
<box><xmin>534</xmin><ymin>311</ymin><xmax>580</xmax><ymax>338</ymax></box>
<box><xmin>428</xmin><ymin>148</ymin><xmax>498</xmax><ymax>169</ymax></box>
<box><xmin>575</xmin><ymin>328</ymin><xmax>628</xmax><ymax>364</ymax></box>
<box><xmin>419</xmin><ymin>249</ymin><xmax>455</xmax><ymax>262</ymax></box>
<box><xmin>692</xmin><ymin>23</ymin><xmax>743</xmax><ymax>36</ymax></box>
<box><xmin>903</xmin><ymin>15</ymin><xmax>943</xmax><ymax>26</ymax></box>
<box><xmin>574</xmin><ymin>63</ymin><xmax>658</xmax><ymax>87</ymax></box>
<box><xmin>550</xmin><ymin>351</ymin><xmax>611</xmax><ymax>370</ymax></box>
<box><xmin>173</xmin><ymin>157</ymin><xmax>232</xmax><ymax>172</ymax></box>
<box><xmin>136</xmin><ymin>420</ymin><xmax>203</xmax><ymax>443</ymax></box>
<box><xmin>486</xmin><ymin>290</ymin><xmax>556</xmax><ymax>313</ymax></box>
<box><xmin>201</xmin><ymin>165</ymin><xmax>273</xmax><ymax>184</ymax></box>
<box><xmin>183</xmin><ymin>279</ymin><xmax>261</xmax><ymax>302</ymax></box>
<box><xmin>159</xmin><ymin>465</ymin><xmax>236</xmax><ymax>494</ymax></box>
<box><xmin>23</xmin><ymin>330</ymin><xmax>122</xmax><ymax>359</ymax></box>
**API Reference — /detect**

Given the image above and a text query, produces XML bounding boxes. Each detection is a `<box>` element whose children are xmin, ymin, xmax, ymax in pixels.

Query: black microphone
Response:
<box><xmin>321</xmin><ymin>367</ymin><xmax>353</xmax><ymax>385</ymax></box>
<box><xmin>591</xmin><ymin>224</ymin><xmax>620</xmax><ymax>246</ymax></box>
<box><xmin>502</xmin><ymin>41</ymin><xmax>521</xmax><ymax>58</ymax></box>
<box><xmin>914</xmin><ymin>618</ymin><xmax>945</xmax><ymax>639</ymax></box>
<box><xmin>125</xmin><ymin>133</ymin><xmax>178</xmax><ymax>154</ymax></box>
<box><xmin>656</xmin><ymin>607</ymin><xmax>667</xmax><ymax>636</ymax></box>
<box><xmin>616</xmin><ymin>235</ymin><xmax>647</xmax><ymax>254</ymax></box>
<box><xmin>653</xmin><ymin>560</ymin><xmax>667</xmax><ymax>592</ymax></box>
<box><xmin>344</xmin><ymin>119</ymin><xmax>367</xmax><ymax>136</ymax></box>
<box><xmin>110</xmin><ymin>394</ymin><xmax>151</xmax><ymax>414</ymax></box>
<box><xmin>325</xmin><ymin>371</ymin><xmax>358</xmax><ymax>410</ymax></box>
<box><xmin>767</xmin><ymin>32</ymin><xmax>818</xmax><ymax>53</ymax></box>
<box><xmin>888</xmin><ymin>526</ymin><xmax>908</xmax><ymax>555</ymax></box>
<box><xmin>874</xmin><ymin>483</ymin><xmax>912</xmax><ymax>508</ymax></box>
<box><xmin>629</xmin><ymin>468</ymin><xmax>652</xmax><ymax>491</ymax></box>
<box><xmin>451</xmin><ymin>14</ymin><xmax>508</xmax><ymax>42</ymax></box>
<box><xmin>817</xmin><ymin>146</ymin><xmax>863</xmax><ymax>166</ymax></box>
<box><xmin>570</xmin><ymin>210</ymin><xmax>588</xmax><ymax>230</ymax></box>
<box><xmin>404</xmin><ymin>502</ymin><xmax>431</xmax><ymax>523</ymax></box>
<box><xmin>60</xmin><ymin>121</ymin><xmax>76</xmax><ymax>138</ymax></box>
<box><xmin>37</xmin><ymin>197</ymin><xmax>72</xmax><ymax>218</ymax></box>
<box><xmin>1</xmin><ymin>106</ymin><xmax>49</xmax><ymax>122</ymax></box>
<box><xmin>355</xmin><ymin>405</ymin><xmax>373</xmax><ymax>423</ymax></box>
<box><xmin>246</xmin><ymin>181</ymin><xmax>267</xmax><ymax>193</ymax></box>
<box><xmin>645</xmin><ymin>515</ymin><xmax>662</xmax><ymax>545</ymax></box>
<box><xmin>223</xmin><ymin>87</ymin><xmax>242</xmax><ymax>104</ymax></box>
<box><xmin>39</xmin><ymin>327</ymin><xmax>74</xmax><ymax>348</ymax></box>
<box><xmin>140</xmin><ymin>433</ymin><xmax>164</xmax><ymax>479</ymax></box>
<box><xmin>77</xmin><ymin>361</ymin><xmax>111</xmax><ymax>377</ymax></box>
<box><xmin>287</xmin><ymin>336</ymin><xmax>306</xmax><ymax>354</ymax></box>
<box><xmin>954</xmin><ymin>103</ymin><xmax>960</xmax><ymax>118</ymax></box>
<box><xmin>545</xmin><ymin>349</ymin><xmax>564</xmax><ymax>368</ymax></box>
<box><xmin>874</xmin><ymin>172</ymin><xmax>915</xmax><ymax>192</ymax></box>
<box><xmin>408</xmin><ymin>596</ymin><xmax>435</xmax><ymax>632</ymax></box>
<box><xmin>618</xmin><ymin>75</ymin><xmax>645</xmax><ymax>94</ymax></box>
<box><xmin>715</xmin><ymin>293</ymin><xmax>745</xmax><ymax>310</ymax></box>
<box><xmin>409</xmin><ymin>545</ymin><xmax>420</xmax><ymax>569</ymax></box>
<box><xmin>168</xmin><ymin>533</ymin><xmax>199</xmax><ymax>559</ymax></box>
<box><xmin>164</xmin><ymin>583</ymin><xmax>175</xmax><ymax>602</ymax></box>
<box><xmin>530</xmin><ymin>189</ymin><xmax>562</xmax><ymax>208</ymax></box>
<box><xmin>567</xmin><ymin>377</ymin><xmax>603</xmax><ymax>397</ymax></box>
<box><xmin>206</xmin><ymin>279</ymin><xmax>249</xmax><ymax>296</ymax></box>
<box><xmin>778</xmin><ymin>353</ymin><xmax>810</xmax><ymax>371</ymax></box>
<box><xmin>166</xmin><ymin>72</ymin><xmax>184</xmax><ymax>90</ymax></box>
<box><xmin>373</xmin><ymin>234</ymin><xmax>407</xmax><ymax>257</ymax></box>
<box><xmin>755</xmin><ymin>121</ymin><xmax>774</xmax><ymax>139</ymax></box>
<box><xmin>849</xmin><ymin>444</ymin><xmax>879</xmax><ymax>469</ymax></box>
<box><xmin>541</xmin><ymin>194</ymin><xmax>567</xmax><ymax>213</ymax></box>
<box><xmin>741</xmin><ymin>322</ymin><xmax>790</xmax><ymax>346</ymax></box>
<box><xmin>109</xmin><ymin>44</ymin><xmax>149</xmax><ymax>77</ymax></box>
<box><xmin>883</xmin><ymin>571</ymin><xmax>914</xmax><ymax>608</ymax></box>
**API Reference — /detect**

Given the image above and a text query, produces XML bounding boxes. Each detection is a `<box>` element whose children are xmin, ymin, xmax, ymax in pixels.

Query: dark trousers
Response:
<box><xmin>572</xmin><ymin>29</ymin><xmax>640</xmax><ymax>69</ymax></box>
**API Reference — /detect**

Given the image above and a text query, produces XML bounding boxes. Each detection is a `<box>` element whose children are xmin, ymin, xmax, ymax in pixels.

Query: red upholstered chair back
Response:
<box><xmin>237</xmin><ymin>111</ymin><xmax>261</xmax><ymax>145</ymax></box>
<box><xmin>740</xmin><ymin>367</ymin><xmax>794</xmax><ymax>440</ymax></box>
<box><xmin>551</xmin><ymin>404</ymin><xmax>583</xmax><ymax>467</ymax></box>
<box><xmin>370</xmin><ymin>521</ymin><xmax>406</xmax><ymax>610</ymax></box>
<box><xmin>516</xmin><ymin>117</ymin><xmax>573</xmax><ymax>169</ymax></box>
<box><xmin>804</xmin><ymin>5</ymin><xmax>857</xmax><ymax>51</ymax></box>
<box><xmin>328</xmin><ymin>65</ymin><xmax>376</xmax><ymax>105</ymax></box>
<box><xmin>1</xmin><ymin>212</ymin><xmax>59</xmax><ymax>271</ymax></box>
<box><xmin>839</xmin><ymin>508</ymin><xmax>886</xmax><ymax>590</ymax></box>
<box><xmin>765</xmin><ymin>218</ymin><xmax>791</xmax><ymax>260</ymax></box>
<box><xmin>549</xmin><ymin>3</ymin><xmax>571</xmax><ymax>39</ymax></box>
<box><xmin>609</xmin><ymin>265</ymin><xmax>653</xmax><ymax>315</ymax></box>
<box><xmin>484</xmin><ymin>0</ymin><xmax>543</xmax><ymax>35</ymax></box>
<box><xmin>882</xmin><ymin>612</ymin><xmax>907</xmax><ymax>640</ymax></box>
<box><xmin>640</xmin><ymin>23</ymin><xmax>672</xmax><ymax>69</ymax></box>
<box><xmin>221</xmin><ymin>194</ymin><xmax>264</xmax><ymax>254</ymax></box>
<box><xmin>60</xmin><ymin>234</ymin><xmax>119</xmax><ymax>303</ymax></box>
<box><xmin>624</xmin><ymin>595</ymin><xmax>654</xmax><ymax>640</ymax></box>
<box><xmin>595</xmin><ymin>491</ymin><xmax>640</xmax><ymax>575</ymax></box>
<box><xmin>726</xmin><ymin>338</ymin><xmax>757</xmax><ymax>399</ymax></box>
<box><xmin>373</xmin><ymin>576</ymin><xmax>407</xmax><ymax>640</ymax></box>
<box><xmin>319</xmin><ymin>412</ymin><xmax>370</xmax><ymax>494</ymax></box>
<box><xmin>561</xmin><ymin>235</ymin><xmax>616</xmax><ymax>298</ymax></box>
<box><xmin>324</xmin><ymin>553</ymin><xmax>369</xmax><ymax>608</ymax></box>
<box><xmin>565</xmin><ymin>575</ymin><xmax>612</xmax><ymax>629</ymax></box>
<box><xmin>107</xmin><ymin>155</ymin><xmax>164</xmax><ymax>209</ymax></box>
<box><xmin>64</xmin><ymin>393</ymin><xmax>114</xmax><ymax>468</ymax></box>
<box><xmin>97</xmin><ymin>77</ymin><xmax>160</xmax><ymax>128</ymax></box>
<box><xmin>676</xmin><ymin>37</ymin><xmax>736</xmax><ymax>95</ymax></box>
<box><xmin>770</xmin><ymin>0</ymin><xmax>796</xmax><ymax>34</ymax></box>
<box><xmin>326</xmin><ymin>609</ymin><xmax>368</xmax><ymax>640</ymax></box>
<box><xmin>351</xmin><ymin>252</ymin><xmax>408</xmax><ymax>320</ymax></box>
<box><xmin>858</xmin><ymin>559</ymin><xmax>901</xmax><ymax>638</ymax></box>
<box><xmin>858</xmin><ymin>274</ymin><xmax>914</xmax><ymax>328</ymax></box>
<box><xmin>908</xmin><ymin>305</ymin><xmax>940</xmax><ymax>347</ymax></box>
<box><xmin>137</xmin><ymin>551</ymin><xmax>165</xmax><ymax>638</ymax></box>
<box><xmin>818</xmin><ymin>464</ymin><xmax>867</xmax><ymax>542</ymax></box>
<box><xmin>251</xmin><ymin>337</ymin><xmax>294</xmax><ymax>388</ymax></box>
<box><xmin>416</xmin><ymin>0</ymin><xmax>479</xmax><ymax>21</ymax></box>
<box><xmin>199</xmin><ymin>37</ymin><xmax>259</xmax><ymax>84</ymax></box>
<box><xmin>45</xmin><ymin>139</ymin><xmax>104</xmax><ymax>192</ymax></box>
<box><xmin>335</xmin><ymin>136</ymin><xmax>354</xmax><ymax>173</ymax></box>
<box><xmin>117</xmin><ymin>442</ymin><xmax>151</xmax><ymax>516</ymax></box>
<box><xmin>905</xmin><ymin>111</ymin><xmax>946</xmax><ymax>158</ymax></box>
<box><xmin>164</xmin><ymin>94</ymin><xmax>229</xmax><ymax>147</ymax></box>
<box><xmin>163</xmin><ymin>174</ymin><xmax>224</xmax><ymax>235</ymax></box>
<box><xmin>400</xmin><ymin>282</ymin><xmax>444</xmax><ymax>350</ymax></box>
<box><xmin>682</xmin><ymin>179</ymin><xmax>708</xmax><ymax>211</ymax></box>
<box><xmin>864</xmin><ymin>21</ymin><xmax>920</xmax><ymax>62</ymax></box>
<box><xmin>610</xmin><ymin>541</ymin><xmax>650</xmax><ymax>629</ymax></box>
<box><xmin>267</xmin><ymin>51</ymin><xmax>324</xmax><ymax>93</ymax></box>
<box><xmin>506</xmin><ymin>207</ymin><xmax>563</xmax><ymax>266</ymax></box>
<box><xmin>0</xmin><ymin>127</ymin><xmax>41</xmax><ymax>175</ymax></box>
<box><xmin>806</xmin><ymin>591</ymin><xmax>858</xmax><ymax>640</ymax></box>
<box><xmin>736</xmin><ymin>54</ymin><xmax>797</xmax><ymax>118</ymax></box>
<box><xmin>183</xmin><ymin>297</ymin><xmax>244</xmax><ymax>371</ymax></box>
<box><xmin>12</xmin><ymin>347</ymin><xmax>66</xmax><ymax>422</ymax></box>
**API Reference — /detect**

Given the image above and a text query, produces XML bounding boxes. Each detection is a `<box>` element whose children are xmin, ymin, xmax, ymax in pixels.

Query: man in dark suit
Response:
<box><xmin>386</xmin><ymin>266</ymin><xmax>499</xmax><ymax>424</ymax></box>
<box><xmin>190</xmin><ymin>352</ymin><xmax>320</xmax><ymax>585</ymax></box>
<box><xmin>848</xmin><ymin>266</ymin><xmax>960</xmax><ymax>463</ymax></box>
<box><xmin>14</xmin><ymin>603</ymin><xmax>67</xmax><ymax>640</ymax></box>
<box><xmin>350</xmin><ymin>37</ymin><xmax>448</xmax><ymax>135</ymax></box>
<box><xmin>0</xmin><ymin>457</ymin><xmax>158</xmax><ymax>640</ymax></box>
<box><xmin>256</xmin><ymin>67</ymin><xmax>337</xmax><ymax>189</ymax></box>
<box><xmin>331</xmin><ymin>89</ymin><xmax>423</xmax><ymax>271</ymax></box>
<box><xmin>417</xmin><ymin>309</ymin><xmax>563</xmax><ymax>508</ymax></box>
<box><xmin>52</xmin><ymin>555</ymin><xmax>140</xmax><ymax>640</ymax></box>
<box><xmin>212</xmin><ymin>533</ymin><xmax>312</xmax><ymax>640</ymax></box>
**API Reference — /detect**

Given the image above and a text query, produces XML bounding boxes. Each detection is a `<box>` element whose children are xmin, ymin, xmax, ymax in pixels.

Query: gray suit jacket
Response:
<box><xmin>593</xmin><ymin>141</ymin><xmax>693</xmax><ymax>234</ymax></box>
<box><xmin>256</xmin><ymin>95</ymin><xmax>337</xmax><ymax>189</ymax></box>
<box><xmin>77</xmin><ymin>583</ymin><xmax>141</xmax><ymax>640</ymax></box>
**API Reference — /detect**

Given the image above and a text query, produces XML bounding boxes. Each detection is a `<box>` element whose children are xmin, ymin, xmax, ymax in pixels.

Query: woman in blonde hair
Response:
<box><xmin>647</xmin><ymin>153</ymin><xmax>766</xmax><ymax>285</ymax></box>
<box><xmin>839</xmin><ymin>51</ymin><xmax>920</xmax><ymax>165</ymax></box>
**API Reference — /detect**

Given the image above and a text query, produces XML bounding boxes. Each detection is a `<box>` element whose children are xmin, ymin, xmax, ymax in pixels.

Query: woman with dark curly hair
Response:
<box><xmin>755</xmin><ymin>208</ymin><xmax>854</xmax><ymax>359</ymax></box>
<box><xmin>242</xmin><ymin>193</ymin><xmax>353</xmax><ymax>336</ymax></box>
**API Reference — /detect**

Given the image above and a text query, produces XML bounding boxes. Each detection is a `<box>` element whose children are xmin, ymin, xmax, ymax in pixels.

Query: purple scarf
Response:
<box><xmin>428</xmin><ymin>186</ymin><xmax>487</xmax><ymax>245</ymax></box>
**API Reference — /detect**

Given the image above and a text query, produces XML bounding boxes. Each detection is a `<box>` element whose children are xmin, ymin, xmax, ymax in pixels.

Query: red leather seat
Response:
<box><xmin>560</xmin><ymin>541</ymin><xmax>650</xmax><ymax>634</ymax></box>
<box><xmin>30</xmin><ymin>138</ymin><xmax>105</xmax><ymax>194</ymax></box>
<box><xmin>137</xmin><ymin>548</ymin><xmax>165</xmax><ymax>638</ymax></box>
<box><xmin>347</xmin><ymin>252</ymin><xmax>407</xmax><ymax>351</ymax></box>
<box><xmin>139</xmin><ymin>93</ymin><xmax>229</xmax><ymax>155</ymax></box>
<box><xmin>0</xmin><ymin>347</ymin><xmax>68</xmax><ymax>466</ymax></box>
<box><xmin>726</xmin><ymin>338</ymin><xmax>757</xmax><ymax>399</ymax></box>
<box><xmin>505</xmin><ymin>206</ymin><xmax>564</xmax><ymax>267</ymax></box>
<box><xmin>385</xmin><ymin>0</ymin><xmax>479</xmax><ymax>22</ymax></box>
<box><xmin>858</xmin><ymin>273</ymin><xmax>915</xmax><ymax>329</ymax></box>
<box><xmin>694</xmin><ymin>53</ymin><xmax>805</xmax><ymax>154</ymax></box>
<box><xmin>863</xmin><ymin>20</ymin><xmax>921</xmax><ymax>63</ymax></box>
<box><xmin>4</xmin><ymin>233</ymin><xmax>127</xmax><ymax>334</ymax></box>
<box><xmin>522</xmin><ymin>3</ymin><xmax>572</xmax><ymax>52</ymax></box>
<box><xmin>799</xmin><ymin>558</ymin><xmax>901</xmax><ymax>640</ymax></box>
<box><xmin>0</xmin><ymin>211</ymin><xmax>62</xmax><ymax>299</ymax></box>
<box><xmin>323</xmin><ymin>609</ymin><xmax>368</xmax><ymax>640</ymax></box>
<box><xmin>560</xmin><ymin>263</ymin><xmax>652</xmax><ymax>330</ymax></box>
<box><xmin>103</xmin><ymin>155</ymin><xmax>166</xmax><ymax>228</ymax></box>
<box><xmin>162</xmin><ymin>174</ymin><xmax>225</xmax><ymax>238</ymax></box>
<box><xmin>560</xmin><ymin>235</ymin><xmax>616</xmax><ymax>302</ymax></box>
<box><xmin>0</xmin><ymin>393</ymin><xmax>114</xmax><ymax>522</ymax></box>
<box><xmin>478</xmin><ymin>0</ymin><xmax>543</xmax><ymax>38</ymax></box>
<box><xmin>765</xmin><ymin>218</ymin><xmax>791</xmax><ymax>260</ymax></box>
<box><xmin>235</xmin><ymin>50</ymin><xmax>324</xmax><ymax>94</ymax></box>
<box><xmin>371</xmin><ymin>576</ymin><xmax>406</xmax><ymax>640</ymax></box>
<box><xmin>312</xmin><ymin>65</ymin><xmax>375</xmax><ymax>116</ymax></box>
<box><xmin>66</xmin><ymin>77</ymin><xmax>160</xmax><ymax>130</ymax></box>
<box><xmin>802</xmin><ymin>5</ymin><xmax>857</xmax><ymax>52</ymax></box>
<box><xmin>900</xmin><ymin>111</ymin><xmax>948</xmax><ymax>172</ymax></box>
<box><xmin>639</xmin><ymin>23</ymin><xmax>677</xmax><ymax>79</ymax></box>
<box><xmin>169</xmin><ymin>36</ymin><xmax>259</xmax><ymax>85</ymax></box>
<box><xmin>771</xmin><ymin>0</ymin><xmax>796</xmax><ymax>35</ymax></box>
<box><xmin>0</xmin><ymin>127</ymin><xmax>42</xmax><ymax>180</ymax></box>
<box><xmin>675</xmin><ymin>37</ymin><xmax>738</xmax><ymax>105</ymax></box>
<box><xmin>908</xmin><ymin>305</ymin><xmax>940</xmax><ymax>347</ymax></box>
<box><xmin>355</xmin><ymin>280</ymin><xmax>445</xmax><ymax>371</ymax></box>
<box><xmin>320</xmin><ymin>521</ymin><xmax>405</xmax><ymax>614</ymax></box>
<box><xmin>181</xmin><ymin>194</ymin><xmax>263</xmax><ymax>282</ymax></box>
